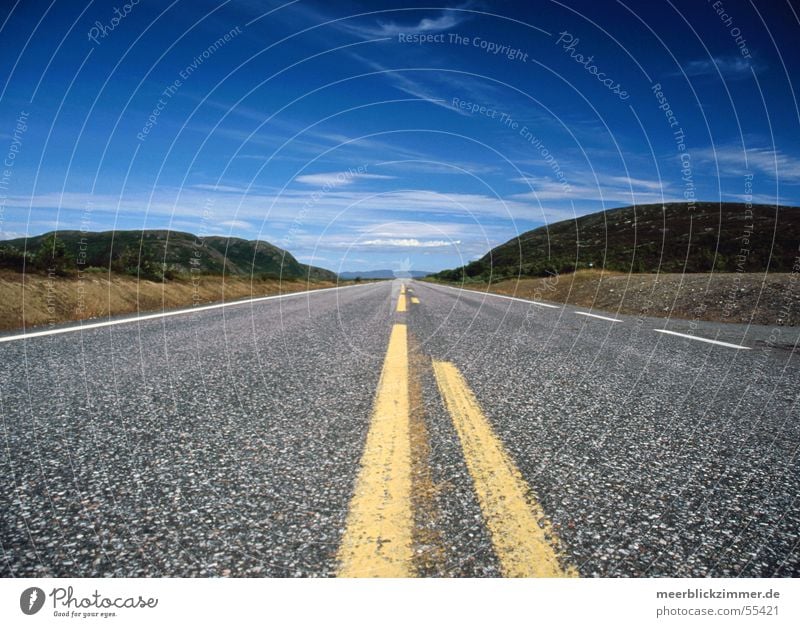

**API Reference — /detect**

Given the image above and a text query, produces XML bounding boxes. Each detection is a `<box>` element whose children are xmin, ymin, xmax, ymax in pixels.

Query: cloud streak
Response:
<box><xmin>695</xmin><ymin>144</ymin><xmax>800</xmax><ymax>182</ymax></box>
<box><xmin>336</xmin><ymin>6</ymin><xmax>470</xmax><ymax>39</ymax></box>
<box><xmin>358</xmin><ymin>238</ymin><xmax>459</xmax><ymax>248</ymax></box>
<box><xmin>677</xmin><ymin>55</ymin><xmax>761</xmax><ymax>79</ymax></box>
<box><xmin>293</xmin><ymin>171</ymin><xmax>395</xmax><ymax>186</ymax></box>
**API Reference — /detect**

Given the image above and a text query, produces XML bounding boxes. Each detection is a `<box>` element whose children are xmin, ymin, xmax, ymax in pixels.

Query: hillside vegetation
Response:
<box><xmin>0</xmin><ymin>229</ymin><xmax>336</xmax><ymax>281</ymax></box>
<box><xmin>433</xmin><ymin>202</ymin><xmax>800</xmax><ymax>281</ymax></box>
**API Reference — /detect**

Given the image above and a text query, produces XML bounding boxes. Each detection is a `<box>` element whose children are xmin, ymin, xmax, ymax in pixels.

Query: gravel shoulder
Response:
<box><xmin>430</xmin><ymin>270</ymin><xmax>800</xmax><ymax>326</ymax></box>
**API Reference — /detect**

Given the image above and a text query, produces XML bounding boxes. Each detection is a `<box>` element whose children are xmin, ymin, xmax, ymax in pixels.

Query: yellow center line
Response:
<box><xmin>411</xmin><ymin>297</ymin><xmax>420</xmax><ymax>305</ymax></box>
<box><xmin>396</xmin><ymin>292</ymin><xmax>407</xmax><ymax>312</ymax></box>
<box><xmin>337</xmin><ymin>324</ymin><xmax>413</xmax><ymax>577</ymax></box>
<box><xmin>432</xmin><ymin>361</ymin><xmax>578</xmax><ymax>578</ymax></box>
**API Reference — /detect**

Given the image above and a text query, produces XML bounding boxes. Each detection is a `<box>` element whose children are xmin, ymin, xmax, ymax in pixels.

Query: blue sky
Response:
<box><xmin>0</xmin><ymin>0</ymin><xmax>798</xmax><ymax>273</ymax></box>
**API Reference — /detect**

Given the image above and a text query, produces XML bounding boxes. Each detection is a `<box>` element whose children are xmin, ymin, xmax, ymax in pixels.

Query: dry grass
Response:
<box><xmin>0</xmin><ymin>271</ymin><xmax>343</xmax><ymax>331</ymax></box>
<box><xmin>441</xmin><ymin>269</ymin><xmax>799</xmax><ymax>326</ymax></box>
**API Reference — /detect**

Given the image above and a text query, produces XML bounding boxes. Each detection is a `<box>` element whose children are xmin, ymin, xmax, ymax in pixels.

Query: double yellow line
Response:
<box><xmin>337</xmin><ymin>288</ymin><xmax>576</xmax><ymax>578</ymax></box>
<box><xmin>395</xmin><ymin>284</ymin><xmax>421</xmax><ymax>312</ymax></box>
<box><xmin>337</xmin><ymin>324</ymin><xmax>413</xmax><ymax>576</ymax></box>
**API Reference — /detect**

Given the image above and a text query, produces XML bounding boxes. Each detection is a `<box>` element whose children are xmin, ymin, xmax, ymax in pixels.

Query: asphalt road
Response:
<box><xmin>1</xmin><ymin>279</ymin><xmax>798</xmax><ymax>577</ymax></box>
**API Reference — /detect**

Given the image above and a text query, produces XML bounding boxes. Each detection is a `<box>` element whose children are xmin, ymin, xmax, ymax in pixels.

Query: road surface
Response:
<box><xmin>1</xmin><ymin>280</ymin><xmax>798</xmax><ymax>577</ymax></box>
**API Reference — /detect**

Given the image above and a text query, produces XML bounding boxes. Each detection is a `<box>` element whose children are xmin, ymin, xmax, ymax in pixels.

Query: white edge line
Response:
<box><xmin>423</xmin><ymin>281</ymin><xmax>561</xmax><ymax>308</ymax></box>
<box><xmin>575</xmin><ymin>311</ymin><xmax>622</xmax><ymax>323</ymax></box>
<box><xmin>654</xmin><ymin>329</ymin><xmax>751</xmax><ymax>350</ymax></box>
<box><xmin>0</xmin><ymin>282</ymin><xmax>373</xmax><ymax>344</ymax></box>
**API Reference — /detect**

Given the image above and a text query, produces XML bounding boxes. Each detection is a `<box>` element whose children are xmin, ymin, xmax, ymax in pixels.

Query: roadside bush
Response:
<box><xmin>0</xmin><ymin>244</ymin><xmax>29</xmax><ymax>271</ymax></box>
<box><xmin>33</xmin><ymin>233</ymin><xmax>74</xmax><ymax>275</ymax></box>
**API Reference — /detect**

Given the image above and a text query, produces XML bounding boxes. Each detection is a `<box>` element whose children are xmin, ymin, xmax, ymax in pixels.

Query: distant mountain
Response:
<box><xmin>339</xmin><ymin>269</ymin><xmax>433</xmax><ymax>279</ymax></box>
<box><xmin>0</xmin><ymin>230</ymin><xmax>337</xmax><ymax>281</ymax></box>
<box><xmin>432</xmin><ymin>202</ymin><xmax>800</xmax><ymax>281</ymax></box>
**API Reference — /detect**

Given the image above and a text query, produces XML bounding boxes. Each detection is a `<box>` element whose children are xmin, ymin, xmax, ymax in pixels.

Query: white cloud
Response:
<box><xmin>293</xmin><ymin>171</ymin><xmax>395</xmax><ymax>187</ymax></box>
<box><xmin>216</xmin><ymin>220</ymin><xmax>254</xmax><ymax>230</ymax></box>
<box><xmin>695</xmin><ymin>144</ymin><xmax>800</xmax><ymax>182</ymax></box>
<box><xmin>605</xmin><ymin>175</ymin><xmax>666</xmax><ymax>191</ymax></box>
<box><xmin>358</xmin><ymin>238</ymin><xmax>459</xmax><ymax>248</ymax></box>
<box><xmin>337</xmin><ymin>7</ymin><xmax>469</xmax><ymax>39</ymax></box>
<box><xmin>191</xmin><ymin>183</ymin><xmax>253</xmax><ymax>193</ymax></box>
<box><xmin>378</xmin><ymin>12</ymin><xmax>461</xmax><ymax>36</ymax></box>
<box><xmin>359</xmin><ymin>222</ymin><xmax>468</xmax><ymax>238</ymax></box>
<box><xmin>7</xmin><ymin>186</ymin><xmax>592</xmax><ymax>236</ymax></box>
<box><xmin>511</xmin><ymin>175</ymin><xmax>673</xmax><ymax>205</ymax></box>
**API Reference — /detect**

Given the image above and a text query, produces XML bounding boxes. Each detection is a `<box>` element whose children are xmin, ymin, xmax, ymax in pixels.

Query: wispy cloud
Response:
<box><xmin>511</xmin><ymin>175</ymin><xmax>671</xmax><ymax>204</ymax></box>
<box><xmin>216</xmin><ymin>220</ymin><xmax>254</xmax><ymax>231</ymax></box>
<box><xmin>376</xmin><ymin>11</ymin><xmax>463</xmax><ymax>36</ymax></box>
<box><xmin>359</xmin><ymin>222</ymin><xmax>469</xmax><ymax>239</ymax></box>
<box><xmin>347</xmin><ymin>53</ymin><xmax>458</xmax><ymax>114</ymax></box>
<box><xmin>293</xmin><ymin>171</ymin><xmax>394</xmax><ymax>186</ymax></box>
<box><xmin>695</xmin><ymin>144</ymin><xmax>800</xmax><ymax>181</ymax></box>
<box><xmin>337</xmin><ymin>6</ymin><xmax>470</xmax><ymax>39</ymax></box>
<box><xmin>605</xmin><ymin>175</ymin><xmax>666</xmax><ymax>191</ymax></box>
<box><xmin>192</xmin><ymin>183</ymin><xmax>254</xmax><ymax>193</ymax></box>
<box><xmin>4</xmin><ymin>187</ymin><xmax>541</xmax><ymax>230</ymax></box>
<box><xmin>678</xmin><ymin>55</ymin><xmax>761</xmax><ymax>79</ymax></box>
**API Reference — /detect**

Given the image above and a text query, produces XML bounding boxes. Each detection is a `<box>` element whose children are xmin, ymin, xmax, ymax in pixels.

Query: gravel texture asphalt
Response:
<box><xmin>1</xmin><ymin>279</ymin><xmax>798</xmax><ymax>577</ymax></box>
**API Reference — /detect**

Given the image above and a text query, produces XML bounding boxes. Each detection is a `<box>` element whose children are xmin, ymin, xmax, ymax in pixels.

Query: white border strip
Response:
<box><xmin>654</xmin><ymin>329</ymin><xmax>751</xmax><ymax>350</ymax></box>
<box><xmin>0</xmin><ymin>282</ymin><xmax>371</xmax><ymax>344</ymax></box>
<box><xmin>423</xmin><ymin>281</ymin><xmax>561</xmax><ymax>308</ymax></box>
<box><xmin>575</xmin><ymin>311</ymin><xmax>622</xmax><ymax>323</ymax></box>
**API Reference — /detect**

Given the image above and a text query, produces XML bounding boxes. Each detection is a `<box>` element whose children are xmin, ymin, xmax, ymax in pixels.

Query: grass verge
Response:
<box><xmin>0</xmin><ymin>270</ymin><xmax>350</xmax><ymax>332</ymax></box>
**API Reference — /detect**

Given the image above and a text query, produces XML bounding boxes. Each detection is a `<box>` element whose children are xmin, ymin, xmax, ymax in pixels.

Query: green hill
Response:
<box><xmin>0</xmin><ymin>230</ymin><xmax>336</xmax><ymax>281</ymax></box>
<box><xmin>433</xmin><ymin>202</ymin><xmax>800</xmax><ymax>281</ymax></box>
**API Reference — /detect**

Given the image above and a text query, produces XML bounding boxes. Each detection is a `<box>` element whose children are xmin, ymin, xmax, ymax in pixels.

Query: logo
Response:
<box><xmin>20</xmin><ymin>587</ymin><xmax>45</xmax><ymax>615</ymax></box>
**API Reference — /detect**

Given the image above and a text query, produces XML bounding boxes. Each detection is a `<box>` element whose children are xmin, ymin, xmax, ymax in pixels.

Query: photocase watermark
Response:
<box><xmin>397</xmin><ymin>29</ymin><xmax>627</xmax><ymax>99</ymax></box>
<box><xmin>74</xmin><ymin>200</ymin><xmax>94</xmax><ymax>317</ymax></box>
<box><xmin>555</xmin><ymin>31</ymin><xmax>629</xmax><ymax>100</ymax></box>
<box><xmin>20</xmin><ymin>587</ymin><xmax>45</xmax><ymax>615</ymax></box>
<box><xmin>87</xmin><ymin>0</ymin><xmax>140</xmax><ymax>45</ymax></box>
<box><xmin>283</xmin><ymin>164</ymin><xmax>371</xmax><ymax>251</ymax></box>
<box><xmin>651</xmin><ymin>83</ymin><xmax>695</xmax><ymax>210</ymax></box>
<box><xmin>0</xmin><ymin>110</ymin><xmax>29</xmax><ymax>236</ymax></box>
<box><xmin>719</xmin><ymin>174</ymin><xmax>755</xmax><ymax>320</ymax></box>
<box><xmin>190</xmin><ymin>196</ymin><xmax>215</xmax><ymax>306</ymax></box>
<box><xmin>137</xmin><ymin>26</ymin><xmax>242</xmax><ymax>142</ymax></box>
<box><xmin>708</xmin><ymin>0</ymin><xmax>753</xmax><ymax>60</ymax></box>
<box><xmin>445</xmin><ymin>32</ymin><xmax>529</xmax><ymax>62</ymax></box>
<box><xmin>511</xmin><ymin>270</ymin><xmax>560</xmax><ymax>346</ymax></box>
<box><xmin>453</xmin><ymin>97</ymin><xmax>571</xmax><ymax>195</ymax></box>
<box><xmin>45</xmin><ymin>266</ymin><xmax>58</xmax><ymax>328</ymax></box>
<box><xmin>19</xmin><ymin>585</ymin><xmax>159</xmax><ymax>619</ymax></box>
<box><xmin>398</xmin><ymin>31</ymin><xmax>529</xmax><ymax>62</ymax></box>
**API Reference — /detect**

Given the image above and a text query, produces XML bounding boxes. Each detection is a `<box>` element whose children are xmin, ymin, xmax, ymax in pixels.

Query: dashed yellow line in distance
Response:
<box><xmin>432</xmin><ymin>360</ymin><xmax>578</xmax><ymax>578</ymax></box>
<box><xmin>396</xmin><ymin>292</ymin><xmax>407</xmax><ymax>312</ymax></box>
<box><xmin>337</xmin><ymin>324</ymin><xmax>413</xmax><ymax>577</ymax></box>
<box><xmin>411</xmin><ymin>297</ymin><xmax>420</xmax><ymax>304</ymax></box>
